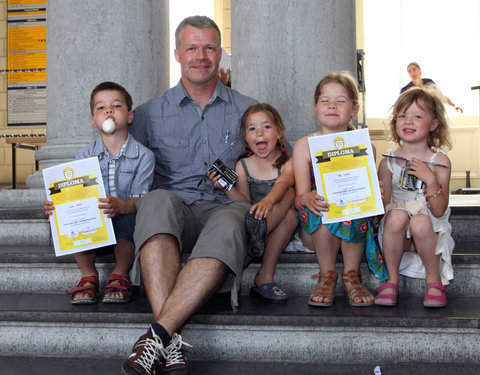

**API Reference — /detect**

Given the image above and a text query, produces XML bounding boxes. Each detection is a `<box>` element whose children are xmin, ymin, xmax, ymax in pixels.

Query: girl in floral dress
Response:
<box><xmin>293</xmin><ymin>72</ymin><xmax>387</xmax><ymax>307</ymax></box>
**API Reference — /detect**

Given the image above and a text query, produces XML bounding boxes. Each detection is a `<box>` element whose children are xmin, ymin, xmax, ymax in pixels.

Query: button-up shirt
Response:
<box><xmin>131</xmin><ymin>80</ymin><xmax>254</xmax><ymax>204</ymax></box>
<box><xmin>76</xmin><ymin>133</ymin><xmax>155</xmax><ymax>202</ymax></box>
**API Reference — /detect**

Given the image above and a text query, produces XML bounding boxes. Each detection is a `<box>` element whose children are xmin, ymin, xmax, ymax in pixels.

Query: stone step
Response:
<box><xmin>1</xmin><ymin>356</ymin><xmax>479</xmax><ymax>375</ymax></box>
<box><xmin>0</xmin><ymin>293</ymin><xmax>479</xmax><ymax>364</ymax></box>
<box><xmin>0</xmin><ymin>189</ymin><xmax>479</xmax><ymax>246</ymax></box>
<box><xmin>0</xmin><ymin>244</ymin><xmax>479</xmax><ymax>296</ymax></box>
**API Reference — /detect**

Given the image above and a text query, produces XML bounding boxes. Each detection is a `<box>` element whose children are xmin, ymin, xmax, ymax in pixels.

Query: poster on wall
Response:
<box><xmin>7</xmin><ymin>0</ymin><xmax>46</xmax><ymax>127</ymax></box>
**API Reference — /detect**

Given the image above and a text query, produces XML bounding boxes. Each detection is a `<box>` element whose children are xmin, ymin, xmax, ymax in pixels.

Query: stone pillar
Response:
<box><xmin>231</xmin><ymin>0</ymin><xmax>356</xmax><ymax>142</ymax></box>
<box><xmin>27</xmin><ymin>0</ymin><xmax>169</xmax><ymax>188</ymax></box>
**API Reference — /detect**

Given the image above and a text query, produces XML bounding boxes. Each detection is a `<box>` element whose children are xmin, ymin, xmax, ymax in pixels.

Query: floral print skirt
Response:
<box><xmin>297</xmin><ymin>207</ymin><xmax>388</xmax><ymax>281</ymax></box>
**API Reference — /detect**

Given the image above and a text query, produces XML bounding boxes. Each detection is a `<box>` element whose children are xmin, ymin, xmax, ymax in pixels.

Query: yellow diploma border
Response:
<box><xmin>50</xmin><ymin>174</ymin><xmax>109</xmax><ymax>252</ymax></box>
<box><xmin>315</xmin><ymin>144</ymin><xmax>378</xmax><ymax>220</ymax></box>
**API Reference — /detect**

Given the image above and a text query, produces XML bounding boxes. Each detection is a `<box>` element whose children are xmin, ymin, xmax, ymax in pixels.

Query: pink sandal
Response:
<box><xmin>374</xmin><ymin>282</ymin><xmax>399</xmax><ymax>306</ymax></box>
<box><xmin>423</xmin><ymin>282</ymin><xmax>447</xmax><ymax>308</ymax></box>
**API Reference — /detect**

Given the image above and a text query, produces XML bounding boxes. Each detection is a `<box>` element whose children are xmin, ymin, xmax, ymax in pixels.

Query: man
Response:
<box><xmin>122</xmin><ymin>16</ymin><xmax>254</xmax><ymax>375</ymax></box>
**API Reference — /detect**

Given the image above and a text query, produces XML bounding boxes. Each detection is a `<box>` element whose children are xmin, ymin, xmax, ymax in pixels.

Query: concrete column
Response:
<box><xmin>231</xmin><ymin>0</ymin><xmax>356</xmax><ymax>142</ymax></box>
<box><xmin>27</xmin><ymin>0</ymin><xmax>169</xmax><ymax>188</ymax></box>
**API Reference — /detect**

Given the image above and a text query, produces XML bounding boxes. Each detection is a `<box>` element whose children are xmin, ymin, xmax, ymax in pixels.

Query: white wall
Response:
<box><xmin>364</xmin><ymin>0</ymin><xmax>480</xmax><ymax>118</ymax></box>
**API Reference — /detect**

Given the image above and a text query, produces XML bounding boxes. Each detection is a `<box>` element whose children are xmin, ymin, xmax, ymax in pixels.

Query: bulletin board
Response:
<box><xmin>7</xmin><ymin>0</ymin><xmax>46</xmax><ymax>126</ymax></box>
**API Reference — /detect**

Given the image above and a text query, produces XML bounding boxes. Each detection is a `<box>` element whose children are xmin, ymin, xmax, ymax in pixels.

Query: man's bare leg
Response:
<box><xmin>155</xmin><ymin>256</ymin><xmax>227</xmax><ymax>336</ymax></box>
<box><xmin>140</xmin><ymin>234</ymin><xmax>182</xmax><ymax>318</ymax></box>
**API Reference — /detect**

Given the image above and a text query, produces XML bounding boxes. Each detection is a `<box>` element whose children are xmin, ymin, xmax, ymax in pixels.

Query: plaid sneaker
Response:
<box><xmin>159</xmin><ymin>333</ymin><xmax>192</xmax><ymax>374</ymax></box>
<box><xmin>122</xmin><ymin>332</ymin><xmax>166</xmax><ymax>375</ymax></box>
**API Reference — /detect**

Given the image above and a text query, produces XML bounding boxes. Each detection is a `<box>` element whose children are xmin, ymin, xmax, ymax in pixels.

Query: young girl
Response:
<box><xmin>208</xmin><ymin>103</ymin><xmax>298</xmax><ymax>301</ymax></box>
<box><xmin>293</xmin><ymin>72</ymin><xmax>387</xmax><ymax>307</ymax></box>
<box><xmin>375</xmin><ymin>86</ymin><xmax>454</xmax><ymax>308</ymax></box>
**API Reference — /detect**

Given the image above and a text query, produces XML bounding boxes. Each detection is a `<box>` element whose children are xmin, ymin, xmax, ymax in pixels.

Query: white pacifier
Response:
<box><xmin>102</xmin><ymin>118</ymin><xmax>115</xmax><ymax>134</ymax></box>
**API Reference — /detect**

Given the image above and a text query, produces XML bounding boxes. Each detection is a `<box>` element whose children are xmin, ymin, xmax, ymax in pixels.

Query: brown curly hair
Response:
<box><xmin>388</xmin><ymin>86</ymin><xmax>452</xmax><ymax>151</ymax></box>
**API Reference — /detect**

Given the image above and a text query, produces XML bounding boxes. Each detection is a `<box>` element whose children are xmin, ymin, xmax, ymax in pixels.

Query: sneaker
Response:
<box><xmin>284</xmin><ymin>235</ymin><xmax>317</xmax><ymax>254</ymax></box>
<box><xmin>159</xmin><ymin>333</ymin><xmax>192</xmax><ymax>374</ymax></box>
<box><xmin>283</xmin><ymin>239</ymin><xmax>298</xmax><ymax>253</ymax></box>
<box><xmin>122</xmin><ymin>332</ymin><xmax>166</xmax><ymax>375</ymax></box>
<box><xmin>291</xmin><ymin>233</ymin><xmax>315</xmax><ymax>253</ymax></box>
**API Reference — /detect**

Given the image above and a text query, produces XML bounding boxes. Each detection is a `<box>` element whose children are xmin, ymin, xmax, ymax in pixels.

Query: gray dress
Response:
<box><xmin>240</xmin><ymin>158</ymin><xmax>281</xmax><ymax>204</ymax></box>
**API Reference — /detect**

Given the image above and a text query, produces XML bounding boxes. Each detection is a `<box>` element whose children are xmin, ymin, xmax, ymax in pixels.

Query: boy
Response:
<box><xmin>45</xmin><ymin>81</ymin><xmax>154</xmax><ymax>304</ymax></box>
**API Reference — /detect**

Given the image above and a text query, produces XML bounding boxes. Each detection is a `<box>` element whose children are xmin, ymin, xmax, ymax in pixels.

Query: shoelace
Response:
<box><xmin>164</xmin><ymin>333</ymin><xmax>193</xmax><ymax>366</ymax></box>
<box><xmin>133</xmin><ymin>335</ymin><xmax>165</xmax><ymax>371</ymax></box>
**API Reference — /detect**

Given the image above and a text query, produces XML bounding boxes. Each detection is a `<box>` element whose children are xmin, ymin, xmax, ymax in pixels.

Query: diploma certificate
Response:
<box><xmin>308</xmin><ymin>128</ymin><xmax>384</xmax><ymax>223</ymax></box>
<box><xmin>43</xmin><ymin>157</ymin><xmax>116</xmax><ymax>256</ymax></box>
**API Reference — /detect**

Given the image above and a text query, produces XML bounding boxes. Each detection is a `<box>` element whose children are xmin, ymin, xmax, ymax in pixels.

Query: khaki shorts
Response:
<box><xmin>131</xmin><ymin>189</ymin><xmax>250</xmax><ymax>285</ymax></box>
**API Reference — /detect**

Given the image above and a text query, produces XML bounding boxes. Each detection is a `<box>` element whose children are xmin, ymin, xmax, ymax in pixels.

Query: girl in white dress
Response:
<box><xmin>376</xmin><ymin>86</ymin><xmax>454</xmax><ymax>308</ymax></box>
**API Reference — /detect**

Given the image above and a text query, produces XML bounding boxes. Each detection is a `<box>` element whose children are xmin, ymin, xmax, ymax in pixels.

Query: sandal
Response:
<box><xmin>342</xmin><ymin>270</ymin><xmax>374</xmax><ymax>307</ymax></box>
<box><xmin>374</xmin><ymin>282</ymin><xmax>399</xmax><ymax>306</ymax></box>
<box><xmin>102</xmin><ymin>274</ymin><xmax>132</xmax><ymax>304</ymax></box>
<box><xmin>66</xmin><ymin>275</ymin><xmax>99</xmax><ymax>305</ymax></box>
<box><xmin>250</xmin><ymin>282</ymin><xmax>288</xmax><ymax>301</ymax></box>
<box><xmin>423</xmin><ymin>282</ymin><xmax>447</xmax><ymax>308</ymax></box>
<box><xmin>308</xmin><ymin>270</ymin><xmax>338</xmax><ymax>307</ymax></box>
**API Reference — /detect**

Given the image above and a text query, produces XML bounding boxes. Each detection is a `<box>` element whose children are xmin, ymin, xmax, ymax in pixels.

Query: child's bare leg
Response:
<box><xmin>260</xmin><ymin>188</ymin><xmax>295</xmax><ymax>232</ymax></box>
<box><xmin>112</xmin><ymin>239</ymin><xmax>135</xmax><ymax>276</ymax></box>
<box><xmin>341</xmin><ymin>240</ymin><xmax>373</xmax><ymax>304</ymax></box>
<box><xmin>411</xmin><ymin>214</ymin><xmax>442</xmax><ymax>296</ymax></box>
<box><xmin>105</xmin><ymin>239</ymin><xmax>135</xmax><ymax>299</ymax></box>
<box><xmin>72</xmin><ymin>250</ymin><xmax>98</xmax><ymax>301</ymax></box>
<box><xmin>341</xmin><ymin>240</ymin><xmax>364</xmax><ymax>272</ymax></box>
<box><xmin>298</xmin><ymin>228</ymin><xmax>314</xmax><ymax>251</ymax></box>
<box><xmin>255</xmin><ymin>207</ymin><xmax>298</xmax><ymax>286</ymax></box>
<box><xmin>310</xmin><ymin>226</ymin><xmax>341</xmax><ymax>304</ymax></box>
<box><xmin>379</xmin><ymin>210</ymin><xmax>410</xmax><ymax>296</ymax></box>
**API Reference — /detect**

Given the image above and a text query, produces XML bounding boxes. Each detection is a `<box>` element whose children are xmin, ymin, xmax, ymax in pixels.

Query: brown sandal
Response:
<box><xmin>66</xmin><ymin>275</ymin><xmax>99</xmax><ymax>305</ymax></box>
<box><xmin>342</xmin><ymin>270</ymin><xmax>374</xmax><ymax>307</ymax></box>
<box><xmin>102</xmin><ymin>274</ymin><xmax>132</xmax><ymax>304</ymax></box>
<box><xmin>308</xmin><ymin>270</ymin><xmax>338</xmax><ymax>307</ymax></box>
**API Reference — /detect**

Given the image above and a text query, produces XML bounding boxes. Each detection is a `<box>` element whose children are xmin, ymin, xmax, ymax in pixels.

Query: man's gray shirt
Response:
<box><xmin>130</xmin><ymin>80</ymin><xmax>254</xmax><ymax>205</ymax></box>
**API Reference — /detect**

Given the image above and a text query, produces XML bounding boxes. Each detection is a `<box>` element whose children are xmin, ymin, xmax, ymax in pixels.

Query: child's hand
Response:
<box><xmin>407</xmin><ymin>158</ymin><xmax>437</xmax><ymax>187</ymax></box>
<box><xmin>250</xmin><ymin>197</ymin><xmax>274</xmax><ymax>220</ymax></box>
<box><xmin>301</xmin><ymin>191</ymin><xmax>328</xmax><ymax>216</ymax></box>
<box><xmin>44</xmin><ymin>200</ymin><xmax>54</xmax><ymax>217</ymax></box>
<box><xmin>206</xmin><ymin>171</ymin><xmax>224</xmax><ymax>189</ymax></box>
<box><xmin>99</xmin><ymin>195</ymin><xmax>124</xmax><ymax>218</ymax></box>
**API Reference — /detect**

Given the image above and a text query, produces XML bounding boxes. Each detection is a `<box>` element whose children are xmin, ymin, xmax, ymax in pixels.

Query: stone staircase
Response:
<box><xmin>0</xmin><ymin>189</ymin><xmax>480</xmax><ymax>374</ymax></box>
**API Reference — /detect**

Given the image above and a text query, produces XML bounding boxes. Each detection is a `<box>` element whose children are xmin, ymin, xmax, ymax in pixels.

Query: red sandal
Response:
<box><xmin>102</xmin><ymin>274</ymin><xmax>132</xmax><ymax>304</ymax></box>
<box><xmin>66</xmin><ymin>275</ymin><xmax>99</xmax><ymax>305</ymax></box>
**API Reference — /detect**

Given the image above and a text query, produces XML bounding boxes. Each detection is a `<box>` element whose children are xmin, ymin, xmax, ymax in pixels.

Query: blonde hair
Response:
<box><xmin>314</xmin><ymin>72</ymin><xmax>359</xmax><ymax>130</ymax></box>
<box><xmin>389</xmin><ymin>86</ymin><xmax>452</xmax><ymax>151</ymax></box>
<box><xmin>240</xmin><ymin>102</ymin><xmax>290</xmax><ymax>169</ymax></box>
